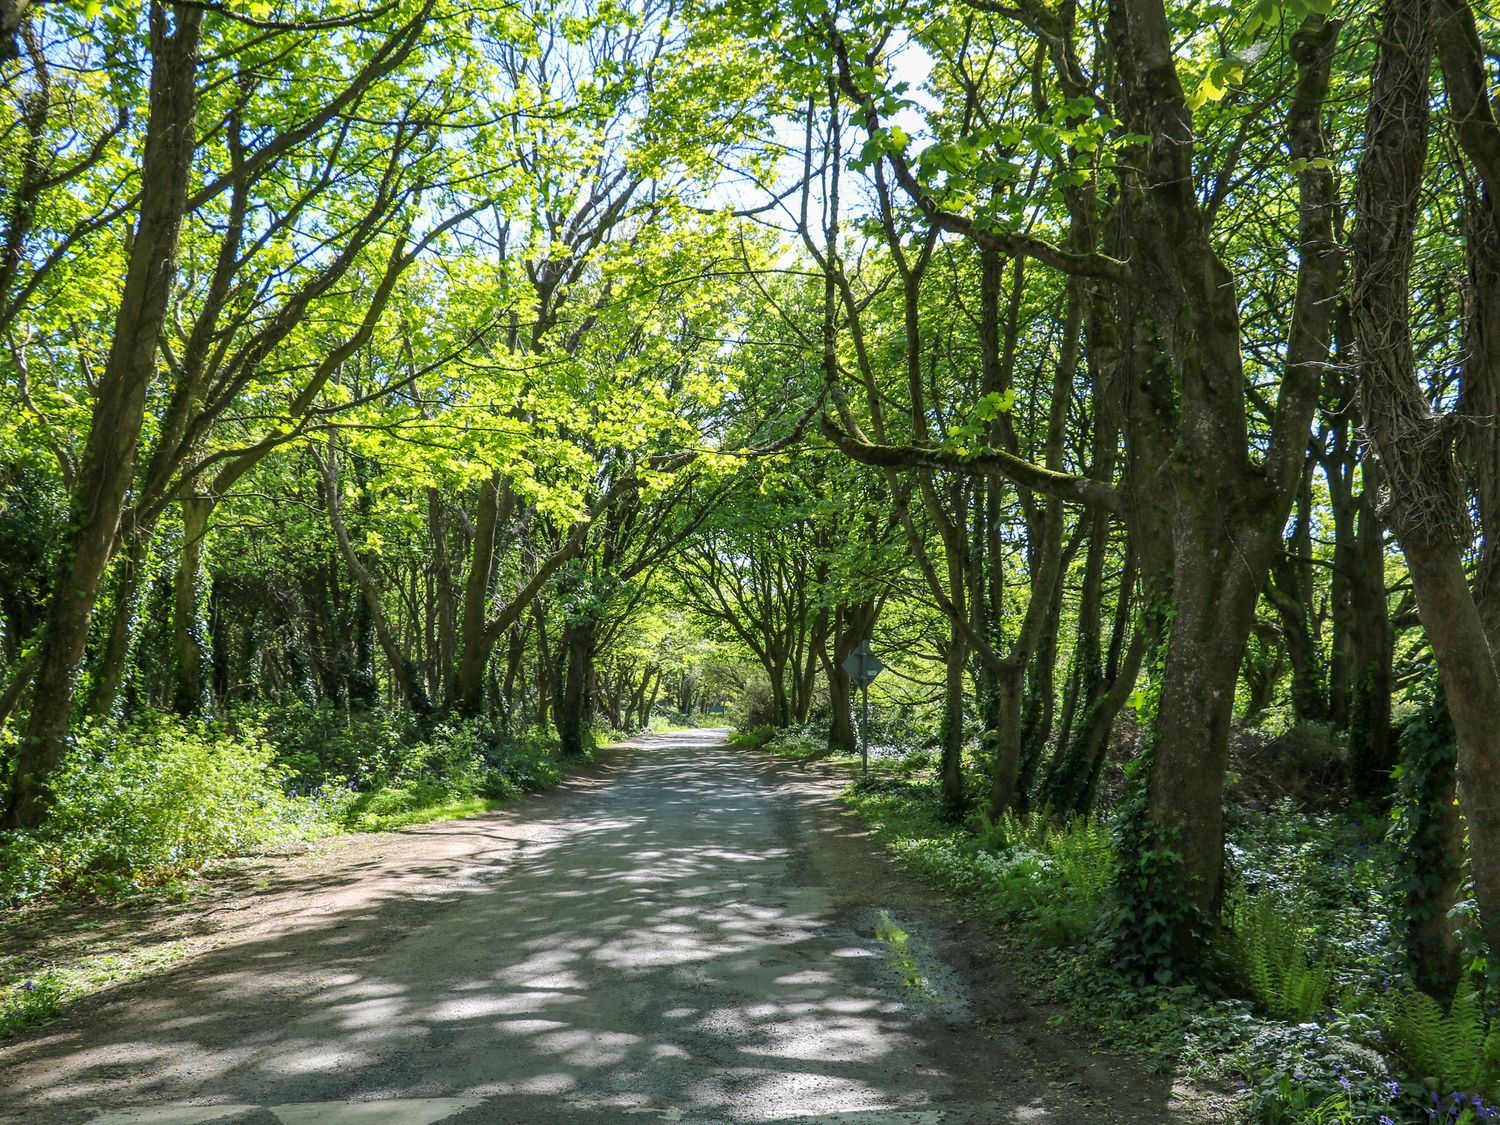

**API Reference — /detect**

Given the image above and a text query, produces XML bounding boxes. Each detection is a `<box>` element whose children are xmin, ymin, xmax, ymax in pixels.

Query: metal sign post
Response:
<box><xmin>840</xmin><ymin>641</ymin><xmax>884</xmax><ymax>775</ymax></box>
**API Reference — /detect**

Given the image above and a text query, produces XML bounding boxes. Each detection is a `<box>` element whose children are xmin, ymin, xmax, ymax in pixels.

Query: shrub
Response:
<box><xmin>0</xmin><ymin>713</ymin><xmax>332</xmax><ymax>904</ymax></box>
<box><xmin>727</xmin><ymin>724</ymin><xmax>777</xmax><ymax>749</ymax></box>
<box><xmin>338</xmin><ymin>721</ymin><xmax>563</xmax><ymax>829</ymax></box>
<box><xmin>1230</xmin><ymin>722</ymin><xmax>1347</xmax><ymax>813</ymax></box>
<box><xmin>735</xmin><ymin>682</ymin><xmax>781</xmax><ymax>730</ymax></box>
<box><xmin>244</xmin><ymin>700</ymin><xmax>416</xmax><ymax>790</ymax></box>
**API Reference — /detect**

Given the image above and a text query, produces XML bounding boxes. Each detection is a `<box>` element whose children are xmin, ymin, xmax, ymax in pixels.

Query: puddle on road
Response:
<box><xmin>873</xmin><ymin>910</ymin><xmax>938</xmax><ymax>1002</ymax></box>
<box><xmin>851</xmin><ymin>907</ymin><xmax>970</xmax><ymax>1017</ymax></box>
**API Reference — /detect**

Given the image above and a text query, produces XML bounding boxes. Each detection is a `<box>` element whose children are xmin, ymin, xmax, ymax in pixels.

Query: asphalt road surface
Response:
<box><xmin>0</xmin><ymin>731</ymin><xmax>1213</xmax><ymax>1124</ymax></box>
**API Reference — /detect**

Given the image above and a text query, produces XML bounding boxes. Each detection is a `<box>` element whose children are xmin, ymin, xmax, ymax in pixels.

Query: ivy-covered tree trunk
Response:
<box><xmin>1351</xmin><ymin>0</ymin><xmax>1500</xmax><ymax>966</ymax></box>
<box><xmin>823</xmin><ymin>600</ymin><xmax>878</xmax><ymax>754</ymax></box>
<box><xmin>1265</xmin><ymin>467</ymin><xmax>1329</xmax><ymax>724</ymax></box>
<box><xmin>1103</xmin><ymin>0</ymin><xmax>1342</xmax><ymax>964</ymax></box>
<box><xmin>1394</xmin><ymin>692</ymin><xmax>1466</xmax><ymax>1001</ymax></box>
<box><xmin>85</xmin><ymin>525</ymin><xmax>152</xmax><ymax>720</ymax></box>
<box><xmin>985</xmin><ymin>660</ymin><xmax>1024</xmax><ymax>818</ymax></box>
<box><xmin>826</xmin><ymin>654</ymin><xmax>855</xmax><ymax>754</ymax></box>
<box><xmin>1142</xmin><ymin>526</ymin><xmax>1269</xmax><ymax>951</ymax></box>
<box><xmin>348</xmin><ymin>585</ymin><xmax>378</xmax><ymax>709</ymax></box>
<box><xmin>939</xmin><ymin>627</ymin><xmax>968</xmax><ymax>816</ymax></box>
<box><xmin>1325</xmin><ymin>383</ymin><xmax>1395</xmax><ymax>801</ymax></box>
<box><xmin>500</xmin><ymin>622</ymin><xmax>526</xmax><ymax>727</ymax></box>
<box><xmin>554</xmin><ymin>618</ymin><xmax>595</xmax><ymax>756</ymax></box>
<box><xmin>171</xmin><ymin>493</ymin><xmax>212</xmax><ymax>716</ymax></box>
<box><xmin>453</xmin><ymin>475</ymin><xmax>506</xmax><ymax>717</ymax></box>
<box><xmin>427</xmin><ymin>489</ymin><xmax>457</xmax><ymax>705</ymax></box>
<box><xmin>208</xmin><ymin>574</ymin><xmax>230</xmax><ymax>709</ymax></box>
<box><xmin>4</xmin><ymin>4</ymin><xmax>203</xmax><ymax>829</ymax></box>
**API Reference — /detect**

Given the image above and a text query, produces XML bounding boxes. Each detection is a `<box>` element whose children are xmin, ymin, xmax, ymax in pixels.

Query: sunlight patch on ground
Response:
<box><xmin>87</xmin><ymin>1100</ymin><xmax>486</xmax><ymax>1125</ymax></box>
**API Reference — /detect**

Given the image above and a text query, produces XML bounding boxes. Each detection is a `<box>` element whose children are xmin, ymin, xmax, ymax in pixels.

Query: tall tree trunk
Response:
<box><xmin>1043</xmin><ymin>555</ymin><xmax>1149</xmax><ymax>820</ymax></box>
<box><xmin>1265</xmin><ymin>465</ymin><xmax>1329</xmax><ymax>723</ymax></box>
<box><xmin>1106</xmin><ymin>2</ymin><xmax>1341</xmax><ymax>963</ymax></box>
<box><xmin>1351</xmin><ymin>0</ymin><xmax>1500</xmax><ymax>964</ymax></box>
<box><xmin>453</xmin><ymin>474</ymin><xmax>506</xmax><ymax>716</ymax></box>
<box><xmin>1016</xmin><ymin>556</ymin><xmax>1068</xmax><ymax>806</ymax></box>
<box><xmin>1324</xmin><ymin>351</ymin><xmax>1395</xmax><ymax>797</ymax></box>
<box><xmin>554</xmin><ymin>619</ymin><xmax>595</xmax><ymax>756</ymax></box>
<box><xmin>85</xmin><ymin>522</ymin><xmax>152</xmax><ymax>720</ymax></box>
<box><xmin>940</xmin><ymin>627</ymin><xmax>968</xmax><ymax>815</ymax></box>
<box><xmin>208</xmin><ymin>573</ymin><xmax>230</xmax><ymax>709</ymax></box>
<box><xmin>823</xmin><ymin>600</ymin><xmax>878</xmax><ymax>754</ymax></box>
<box><xmin>171</xmin><ymin>492</ymin><xmax>212</xmax><ymax>715</ymax></box>
<box><xmin>1396</xmin><ymin>692</ymin><xmax>1466</xmax><ymax>1001</ymax></box>
<box><xmin>1144</xmin><ymin>528</ymin><xmax>1267</xmax><ymax>943</ymax></box>
<box><xmin>5</xmin><ymin>4</ymin><xmax>203</xmax><ymax>829</ymax></box>
<box><xmin>501</xmin><ymin>622</ymin><xmax>526</xmax><ymax>727</ymax></box>
<box><xmin>986</xmin><ymin>661</ymin><xmax>1024</xmax><ymax>816</ymax></box>
<box><xmin>1345</xmin><ymin>464</ymin><xmax>1394</xmax><ymax>798</ymax></box>
<box><xmin>315</xmin><ymin>447</ymin><xmax>430</xmax><ymax>716</ymax></box>
<box><xmin>533</xmin><ymin>598</ymin><xmax>552</xmax><ymax>732</ymax></box>
<box><xmin>827</xmin><ymin>653</ymin><xmax>855</xmax><ymax>754</ymax></box>
<box><xmin>428</xmin><ymin>488</ymin><xmax>457</xmax><ymax>703</ymax></box>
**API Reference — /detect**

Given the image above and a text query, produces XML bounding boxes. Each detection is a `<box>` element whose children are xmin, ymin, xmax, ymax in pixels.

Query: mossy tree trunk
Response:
<box><xmin>5</xmin><ymin>4</ymin><xmax>204</xmax><ymax>829</ymax></box>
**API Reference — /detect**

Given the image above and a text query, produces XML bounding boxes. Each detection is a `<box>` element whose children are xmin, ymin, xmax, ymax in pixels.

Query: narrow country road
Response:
<box><xmin>1</xmin><ymin>732</ymin><xmax>1212</xmax><ymax>1124</ymax></box>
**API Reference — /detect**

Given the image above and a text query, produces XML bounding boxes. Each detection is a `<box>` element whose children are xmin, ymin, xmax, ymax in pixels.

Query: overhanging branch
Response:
<box><xmin>820</xmin><ymin>415</ymin><xmax>1121</xmax><ymax>512</ymax></box>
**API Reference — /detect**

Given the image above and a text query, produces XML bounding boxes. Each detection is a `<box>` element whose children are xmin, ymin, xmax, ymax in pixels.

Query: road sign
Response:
<box><xmin>841</xmin><ymin>641</ymin><xmax>882</xmax><ymax>775</ymax></box>
<box><xmin>841</xmin><ymin>641</ymin><xmax>884</xmax><ymax>687</ymax></box>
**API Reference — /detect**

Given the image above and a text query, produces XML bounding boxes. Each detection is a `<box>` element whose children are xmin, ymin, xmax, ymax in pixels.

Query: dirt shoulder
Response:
<box><xmin>0</xmin><ymin>743</ymin><xmax>638</xmax><ymax>1035</ymax></box>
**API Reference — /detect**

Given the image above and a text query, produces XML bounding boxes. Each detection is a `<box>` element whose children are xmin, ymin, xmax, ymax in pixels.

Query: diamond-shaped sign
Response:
<box><xmin>841</xmin><ymin>640</ymin><xmax>884</xmax><ymax>686</ymax></box>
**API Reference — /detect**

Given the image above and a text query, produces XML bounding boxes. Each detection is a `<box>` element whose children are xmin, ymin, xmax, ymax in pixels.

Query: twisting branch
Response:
<box><xmin>819</xmin><ymin>415</ymin><xmax>1121</xmax><ymax>512</ymax></box>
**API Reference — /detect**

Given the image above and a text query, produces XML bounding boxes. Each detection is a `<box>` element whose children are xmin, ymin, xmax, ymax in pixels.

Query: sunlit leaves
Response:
<box><xmin>1187</xmin><ymin>58</ymin><xmax>1246</xmax><ymax>111</ymax></box>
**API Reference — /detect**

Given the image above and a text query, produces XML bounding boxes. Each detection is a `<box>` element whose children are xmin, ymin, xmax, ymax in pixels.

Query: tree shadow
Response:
<box><xmin>1</xmin><ymin>739</ymin><xmax>1204</xmax><ymax>1124</ymax></box>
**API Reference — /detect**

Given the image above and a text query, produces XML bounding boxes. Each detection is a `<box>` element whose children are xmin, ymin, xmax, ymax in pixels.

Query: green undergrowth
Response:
<box><xmin>0</xmin><ymin>708</ymin><xmax>572</xmax><ymax>908</ymax></box>
<box><xmin>732</xmin><ymin>722</ymin><xmax>862</xmax><ymax>765</ymax></box>
<box><xmin>727</xmin><ymin>724</ymin><xmax>778</xmax><ymax>749</ymax></box>
<box><xmin>0</xmin><ymin>943</ymin><xmax>187</xmax><ymax>1039</ymax></box>
<box><xmin>833</xmin><ymin>752</ymin><xmax>1497</xmax><ymax>1125</ymax></box>
<box><xmin>0</xmin><ymin>705</ymin><xmax>584</xmax><ymax>1039</ymax></box>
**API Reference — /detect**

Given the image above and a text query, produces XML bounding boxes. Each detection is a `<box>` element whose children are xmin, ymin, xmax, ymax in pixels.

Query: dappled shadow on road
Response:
<box><xmin>0</xmin><ymin>738</ymin><xmax>1188</xmax><ymax>1124</ymax></box>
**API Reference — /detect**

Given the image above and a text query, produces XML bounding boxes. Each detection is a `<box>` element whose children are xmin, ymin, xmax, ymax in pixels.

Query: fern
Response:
<box><xmin>1226</xmin><ymin>892</ymin><xmax>1333</xmax><ymax>1022</ymax></box>
<box><xmin>1049</xmin><ymin>820</ymin><xmax>1115</xmax><ymax>904</ymax></box>
<box><xmin>985</xmin><ymin>810</ymin><xmax>1115</xmax><ymax>903</ymax></box>
<box><xmin>1386</xmin><ymin>979</ymin><xmax>1500</xmax><ymax>1097</ymax></box>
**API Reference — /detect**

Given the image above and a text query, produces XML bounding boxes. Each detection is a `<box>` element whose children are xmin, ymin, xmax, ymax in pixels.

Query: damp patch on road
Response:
<box><xmin>864</xmin><ymin>909</ymin><xmax>969</xmax><ymax>1017</ymax></box>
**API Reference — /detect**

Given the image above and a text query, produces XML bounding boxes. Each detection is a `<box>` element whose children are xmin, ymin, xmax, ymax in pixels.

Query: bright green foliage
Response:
<box><xmin>1386</xmin><ymin>980</ymin><xmax>1500</xmax><ymax>1098</ymax></box>
<box><xmin>2</xmin><ymin>0</ymin><xmax>1500</xmax><ymax>1115</ymax></box>
<box><xmin>1225</xmin><ymin>892</ymin><xmax>1334</xmax><ymax>1022</ymax></box>
<box><xmin>0</xmin><ymin>710</ymin><xmax>574</xmax><ymax>901</ymax></box>
<box><xmin>339</xmin><ymin>725</ymin><xmax>563</xmax><ymax>831</ymax></box>
<box><xmin>0</xmin><ymin>716</ymin><xmax>330</xmax><ymax>904</ymax></box>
